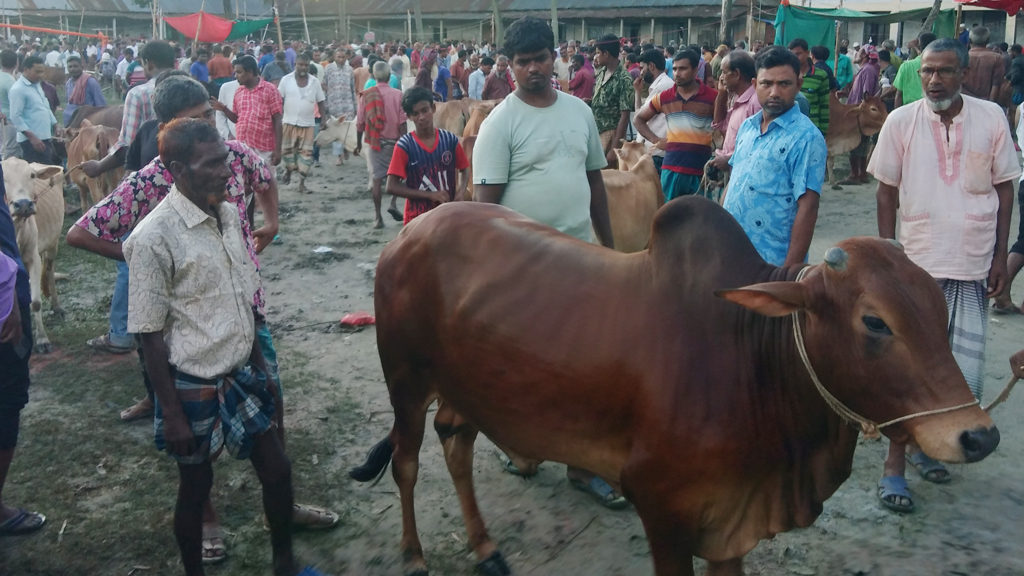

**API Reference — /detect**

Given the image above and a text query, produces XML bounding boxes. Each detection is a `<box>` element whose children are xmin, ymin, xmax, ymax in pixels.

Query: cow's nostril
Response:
<box><xmin>960</xmin><ymin>426</ymin><xmax>1000</xmax><ymax>463</ymax></box>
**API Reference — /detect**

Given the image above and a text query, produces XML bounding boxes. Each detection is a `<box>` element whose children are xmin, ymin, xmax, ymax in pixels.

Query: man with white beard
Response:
<box><xmin>869</xmin><ymin>38</ymin><xmax>1019</xmax><ymax>514</ymax></box>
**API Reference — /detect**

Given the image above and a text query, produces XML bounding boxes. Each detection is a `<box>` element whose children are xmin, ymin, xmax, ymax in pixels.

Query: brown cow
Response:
<box><xmin>41</xmin><ymin>65</ymin><xmax>65</xmax><ymax>87</ymax></box>
<box><xmin>65</xmin><ymin>104</ymin><xmax>125</xmax><ymax>132</ymax></box>
<box><xmin>4</xmin><ymin>158</ymin><xmax>65</xmax><ymax>354</ymax></box>
<box><xmin>604</xmin><ymin>150</ymin><xmax>663</xmax><ymax>252</ymax></box>
<box><xmin>825</xmin><ymin>93</ymin><xmax>888</xmax><ymax>188</ymax></box>
<box><xmin>67</xmin><ymin>120</ymin><xmax>123</xmax><ymax>212</ymax></box>
<box><xmin>461</xmin><ymin>100</ymin><xmax>499</xmax><ymax>139</ymax></box>
<box><xmin>352</xmin><ymin>198</ymin><xmax>998</xmax><ymax>576</ymax></box>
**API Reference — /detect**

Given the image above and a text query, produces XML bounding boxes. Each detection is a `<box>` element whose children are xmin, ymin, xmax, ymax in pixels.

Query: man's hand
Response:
<box><xmin>654</xmin><ymin>138</ymin><xmax>667</xmax><ymax>151</ymax></box>
<box><xmin>0</xmin><ymin>303</ymin><xmax>22</xmax><ymax>344</ymax></box>
<box><xmin>53</xmin><ymin>125</ymin><xmax>63</xmax><ymax>139</ymax></box>
<box><xmin>162</xmin><ymin>410</ymin><xmax>197</xmax><ymax>458</ymax></box>
<box><xmin>432</xmin><ymin>190</ymin><xmax>451</xmax><ymax>205</ymax></box>
<box><xmin>710</xmin><ymin>154</ymin><xmax>730</xmax><ymax>171</ymax></box>
<box><xmin>988</xmin><ymin>256</ymin><xmax>1009</xmax><ymax>298</ymax></box>
<box><xmin>1011</xmin><ymin>349</ymin><xmax>1024</xmax><ymax>379</ymax></box>
<box><xmin>271</xmin><ymin>149</ymin><xmax>281</xmax><ymax>166</ymax></box>
<box><xmin>28</xmin><ymin>133</ymin><xmax>45</xmax><ymax>153</ymax></box>
<box><xmin>209</xmin><ymin>97</ymin><xmax>227</xmax><ymax>113</ymax></box>
<box><xmin>252</xmin><ymin>224</ymin><xmax>278</xmax><ymax>254</ymax></box>
<box><xmin>633</xmin><ymin>73</ymin><xmax>644</xmax><ymax>92</ymax></box>
<box><xmin>80</xmin><ymin>159</ymin><xmax>103</xmax><ymax>178</ymax></box>
<box><xmin>605</xmin><ymin>149</ymin><xmax>618</xmax><ymax>166</ymax></box>
<box><xmin>718</xmin><ymin>76</ymin><xmax>728</xmax><ymax>92</ymax></box>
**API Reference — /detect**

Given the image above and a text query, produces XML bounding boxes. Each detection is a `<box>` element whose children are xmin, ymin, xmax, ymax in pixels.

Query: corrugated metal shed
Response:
<box><xmin>9</xmin><ymin>0</ymin><xmax>269</xmax><ymax>16</ymax></box>
<box><xmin>292</xmin><ymin>0</ymin><xmax>725</xmax><ymax>17</ymax></box>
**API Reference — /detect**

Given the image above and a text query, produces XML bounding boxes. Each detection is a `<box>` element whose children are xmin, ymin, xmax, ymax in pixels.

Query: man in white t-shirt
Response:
<box><xmin>278</xmin><ymin>52</ymin><xmax>327</xmax><ymax>193</ymax></box>
<box><xmin>44</xmin><ymin>44</ymin><xmax>61</xmax><ymax>67</ymax></box>
<box><xmin>216</xmin><ymin>79</ymin><xmax>240</xmax><ymax>140</ymax></box>
<box><xmin>473</xmin><ymin>16</ymin><xmax>625</xmax><ymax>511</ymax></box>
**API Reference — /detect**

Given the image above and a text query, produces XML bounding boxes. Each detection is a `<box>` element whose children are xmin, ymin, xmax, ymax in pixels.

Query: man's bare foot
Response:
<box><xmin>120</xmin><ymin>397</ymin><xmax>154</xmax><ymax>421</ymax></box>
<box><xmin>281</xmin><ymin>170</ymin><xmax>291</xmax><ymax>185</ymax></box>
<box><xmin>373</xmin><ymin>218</ymin><xmax>384</xmax><ymax>229</ymax></box>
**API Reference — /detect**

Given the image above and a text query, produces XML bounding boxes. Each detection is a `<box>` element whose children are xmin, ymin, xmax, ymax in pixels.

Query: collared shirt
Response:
<box><xmin>324</xmin><ymin>61</ymin><xmax>356</xmax><ymax>120</ymax></box>
<box><xmin>285</xmin><ymin>47</ymin><xmax>297</xmax><ymax>68</ymax></box>
<box><xmin>714</xmin><ymin>84</ymin><xmax>762</xmax><ymax>158</ymax></box>
<box><xmin>482</xmin><ymin>72</ymin><xmax>514</xmax><ymax>101</ymax></box>
<box><xmin>867</xmin><ymin>96</ymin><xmax>1020</xmax><ymax>281</ymax></box>
<box><xmin>724</xmin><ymin>104</ymin><xmax>826</xmax><ymax>266</ymax></box>
<box><xmin>208</xmin><ymin>54</ymin><xmax>233</xmax><ymax>79</ymax></box>
<box><xmin>799</xmin><ymin>66</ymin><xmax>830</xmax><ymax>136</ymax></box>
<box><xmin>63</xmin><ymin>74</ymin><xmax>107</xmax><ymax>126</ymax></box>
<box><xmin>0</xmin><ymin>71</ymin><xmax>16</xmax><ymax>117</ymax></box>
<box><xmin>75</xmin><ymin>140</ymin><xmax>273</xmax><ymax>316</ymax></box>
<box><xmin>190</xmin><ymin>61</ymin><xmax>210</xmax><ymax>83</ymax></box>
<box><xmin>44</xmin><ymin>50</ymin><xmax>61</xmax><ymax>67</ymax></box>
<box><xmin>964</xmin><ymin>46</ymin><xmax>1005</xmax><ymax>101</ymax></box>
<box><xmin>356</xmin><ymin>85</ymin><xmax>406</xmax><ymax>140</ymax></box>
<box><xmin>278</xmin><ymin>72</ymin><xmax>325</xmax><ymax>127</ymax></box>
<box><xmin>217</xmin><ymin>80</ymin><xmax>239</xmax><ymax>139</ymax></box>
<box><xmin>847</xmin><ymin>61</ymin><xmax>880</xmax><ymax>105</ymax></box>
<box><xmin>112</xmin><ymin>79</ymin><xmax>155</xmax><ymax>154</ymax></box>
<box><xmin>124</xmin><ymin>186</ymin><xmax>256</xmax><ymax>380</ymax></box>
<box><xmin>569</xmin><ymin>65</ymin><xmax>595</xmax><ymax>101</ymax></box>
<box><xmin>636</xmin><ymin>72</ymin><xmax>675</xmax><ymax>157</ymax></box>
<box><xmin>649</xmin><ymin>82</ymin><xmax>717</xmax><ymax>175</ymax></box>
<box><xmin>468</xmin><ymin>68</ymin><xmax>486</xmax><ymax>100</ymax></box>
<box><xmin>233</xmin><ymin>79</ymin><xmax>283</xmax><ymax>152</ymax></box>
<box><xmin>835</xmin><ymin>53</ymin><xmax>854</xmax><ymax>88</ymax></box>
<box><xmin>892</xmin><ymin>55</ymin><xmax>923</xmax><ymax>104</ymax></box>
<box><xmin>590</xmin><ymin>63</ymin><xmax>635</xmax><ymax>133</ymax></box>
<box><xmin>9</xmin><ymin>76</ymin><xmax>57</xmax><ymax>142</ymax></box>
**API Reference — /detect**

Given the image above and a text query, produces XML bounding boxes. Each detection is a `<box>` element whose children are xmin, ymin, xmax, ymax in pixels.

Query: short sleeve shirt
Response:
<box><xmin>233</xmin><ymin>79</ymin><xmax>284</xmax><ymax>152</ymax></box>
<box><xmin>650</xmin><ymin>83</ymin><xmax>718</xmax><ymax>175</ymax></box>
<box><xmin>724</xmin><ymin>105</ymin><xmax>826</xmax><ymax>266</ymax></box>
<box><xmin>278</xmin><ymin>72</ymin><xmax>325</xmax><ymax>127</ymax></box>
<box><xmin>590</xmin><ymin>64</ymin><xmax>635</xmax><ymax>133</ymax></box>
<box><xmin>388</xmin><ymin>128</ymin><xmax>469</xmax><ymax>224</ymax></box>
<box><xmin>472</xmin><ymin>91</ymin><xmax>607</xmax><ymax>242</ymax></box>
<box><xmin>892</xmin><ymin>57</ymin><xmax>923</xmax><ymax>104</ymax></box>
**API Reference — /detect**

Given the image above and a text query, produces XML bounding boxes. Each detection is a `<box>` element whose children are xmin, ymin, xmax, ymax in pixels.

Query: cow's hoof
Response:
<box><xmin>831</xmin><ymin>184</ymin><xmax>843</xmax><ymax>190</ymax></box>
<box><xmin>477</xmin><ymin>551</ymin><xmax>512</xmax><ymax>576</ymax></box>
<box><xmin>52</xmin><ymin>308</ymin><xmax>66</xmax><ymax>321</ymax></box>
<box><xmin>34</xmin><ymin>341</ymin><xmax>53</xmax><ymax>355</ymax></box>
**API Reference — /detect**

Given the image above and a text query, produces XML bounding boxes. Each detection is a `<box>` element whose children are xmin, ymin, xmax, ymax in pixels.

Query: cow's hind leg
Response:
<box><xmin>438</xmin><ymin>420</ymin><xmax>511</xmax><ymax>576</ymax></box>
<box><xmin>390</xmin><ymin>377</ymin><xmax>432</xmax><ymax>575</ymax></box>
<box><xmin>705</xmin><ymin>558</ymin><xmax>743</xmax><ymax>576</ymax></box>
<box><xmin>42</xmin><ymin>255</ymin><xmax>63</xmax><ymax>319</ymax></box>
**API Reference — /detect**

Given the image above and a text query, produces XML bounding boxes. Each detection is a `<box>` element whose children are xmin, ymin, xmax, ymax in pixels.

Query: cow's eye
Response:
<box><xmin>862</xmin><ymin>316</ymin><xmax>892</xmax><ymax>335</ymax></box>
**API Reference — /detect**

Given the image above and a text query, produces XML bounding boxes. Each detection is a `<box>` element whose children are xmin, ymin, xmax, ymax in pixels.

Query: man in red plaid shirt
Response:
<box><xmin>213</xmin><ymin>55</ymin><xmax>282</xmax><ymax>166</ymax></box>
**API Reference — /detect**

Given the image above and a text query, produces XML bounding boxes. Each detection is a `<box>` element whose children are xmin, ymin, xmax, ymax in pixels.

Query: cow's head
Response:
<box><xmin>848</xmin><ymin>94</ymin><xmax>888</xmax><ymax>137</ymax></box>
<box><xmin>614</xmin><ymin>141</ymin><xmax>646</xmax><ymax>172</ymax></box>
<box><xmin>3</xmin><ymin>158</ymin><xmax>61</xmax><ymax>219</ymax></box>
<box><xmin>717</xmin><ymin>238</ymin><xmax>998</xmax><ymax>464</ymax></box>
<box><xmin>314</xmin><ymin>115</ymin><xmax>352</xmax><ymax>147</ymax></box>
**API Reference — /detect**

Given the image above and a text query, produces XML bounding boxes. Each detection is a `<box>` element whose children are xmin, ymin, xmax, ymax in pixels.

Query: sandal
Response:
<box><xmin>387</xmin><ymin>206</ymin><xmax>403</xmax><ymax>222</ymax></box>
<box><xmin>119</xmin><ymin>397</ymin><xmax>154</xmax><ymax>422</ymax></box>
<box><xmin>991</xmin><ymin>302</ymin><xmax>1021</xmax><ymax>315</ymax></box>
<box><xmin>877</xmin><ymin>476</ymin><xmax>914</xmax><ymax>513</ymax></box>
<box><xmin>906</xmin><ymin>451</ymin><xmax>951</xmax><ymax>484</ymax></box>
<box><xmin>202</xmin><ymin>524</ymin><xmax>227</xmax><ymax>565</ymax></box>
<box><xmin>498</xmin><ymin>452</ymin><xmax>527</xmax><ymax>477</ymax></box>
<box><xmin>292</xmin><ymin>504</ymin><xmax>339</xmax><ymax>530</ymax></box>
<box><xmin>569</xmin><ymin>476</ymin><xmax>629</xmax><ymax>510</ymax></box>
<box><xmin>0</xmin><ymin>508</ymin><xmax>46</xmax><ymax>536</ymax></box>
<box><xmin>86</xmin><ymin>334</ymin><xmax>134</xmax><ymax>355</ymax></box>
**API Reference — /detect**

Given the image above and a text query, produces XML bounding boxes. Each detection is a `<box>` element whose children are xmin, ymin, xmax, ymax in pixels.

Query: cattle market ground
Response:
<box><xmin>1</xmin><ymin>154</ymin><xmax>1023</xmax><ymax>576</ymax></box>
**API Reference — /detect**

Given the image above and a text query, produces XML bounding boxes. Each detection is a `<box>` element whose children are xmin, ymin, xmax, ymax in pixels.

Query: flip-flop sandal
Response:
<box><xmin>569</xmin><ymin>477</ymin><xmax>629</xmax><ymax>510</ymax></box>
<box><xmin>292</xmin><ymin>504</ymin><xmax>339</xmax><ymax>530</ymax></box>
<box><xmin>906</xmin><ymin>452</ymin><xmax>951</xmax><ymax>484</ymax></box>
<box><xmin>202</xmin><ymin>525</ymin><xmax>227</xmax><ymax>565</ymax></box>
<box><xmin>272</xmin><ymin>234</ymin><xmax>283</xmax><ymax>245</ymax></box>
<box><xmin>0</xmin><ymin>509</ymin><xmax>46</xmax><ymax>536</ymax></box>
<box><xmin>991</xmin><ymin>302</ymin><xmax>1021</xmax><ymax>315</ymax></box>
<box><xmin>119</xmin><ymin>397</ymin><xmax>154</xmax><ymax>422</ymax></box>
<box><xmin>387</xmin><ymin>206</ymin><xmax>403</xmax><ymax>221</ymax></box>
<box><xmin>877</xmin><ymin>476</ymin><xmax>914</xmax><ymax>513</ymax></box>
<box><xmin>86</xmin><ymin>334</ymin><xmax>133</xmax><ymax>355</ymax></box>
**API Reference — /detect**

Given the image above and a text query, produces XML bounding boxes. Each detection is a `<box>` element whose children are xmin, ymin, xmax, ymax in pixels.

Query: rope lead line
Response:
<box><xmin>790</xmin><ymin>266</ymin><xmax>979</xmax><ymax>435</ymax></box>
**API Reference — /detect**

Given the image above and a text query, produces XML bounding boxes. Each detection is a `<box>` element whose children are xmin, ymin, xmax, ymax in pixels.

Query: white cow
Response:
<box><xmin>4</xmin><ymin>159</ymin><xmax>65</xmax><ymax>354</ymax></box>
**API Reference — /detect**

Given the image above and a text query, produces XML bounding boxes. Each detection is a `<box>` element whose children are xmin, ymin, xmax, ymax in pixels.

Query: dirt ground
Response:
<box><xmin>1</xmin><ymin>152</ymin><xmax>1022</xmax><ymax>576</ymax></box>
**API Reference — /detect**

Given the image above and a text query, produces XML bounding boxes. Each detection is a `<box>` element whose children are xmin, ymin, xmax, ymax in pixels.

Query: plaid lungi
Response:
<box><xmin>939</xmin><ymin>279</ymin><xmax>987</xmax><ymax>400</ymax></box>
<box><xmin>154</xmin><ymin>364</ymin><xmax>276</xmax><ymax>465</ymax></box>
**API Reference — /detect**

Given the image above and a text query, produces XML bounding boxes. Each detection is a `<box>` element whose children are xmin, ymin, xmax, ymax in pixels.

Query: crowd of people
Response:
<box><xmin>0</xmin><ymin>15</ymin><xmax>1022</xmax><ymax>576</ymax></box>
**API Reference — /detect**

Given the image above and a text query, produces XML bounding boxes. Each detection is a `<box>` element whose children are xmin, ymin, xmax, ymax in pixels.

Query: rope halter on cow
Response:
<box><xmin>791</xmin><ymin>263</ymin><xmax>980</xmax><ymax>436</ymax></box>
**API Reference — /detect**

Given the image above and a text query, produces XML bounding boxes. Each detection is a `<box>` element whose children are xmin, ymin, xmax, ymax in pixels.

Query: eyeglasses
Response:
<box><xmin>918</xmin><ymin>67</ymin><xmax>958</xmax><ymax>79</ymax></box>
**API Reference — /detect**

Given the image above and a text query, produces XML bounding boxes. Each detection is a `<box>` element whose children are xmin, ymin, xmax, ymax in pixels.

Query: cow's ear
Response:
<box><xmin>714</xmin><ymin>281</ymin><xmax>809</xmax><ymax>317</ymax></box>
<box><xmin>33</xmin><ymin>165</ymin><xmax>63</xmax><ymax>186</ymax></box>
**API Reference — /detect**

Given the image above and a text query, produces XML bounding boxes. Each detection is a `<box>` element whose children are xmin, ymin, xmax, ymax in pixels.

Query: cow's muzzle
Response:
<box><xmin>10</xmin><ymin>199</ymin><xmax>35</xmax><ymax>216</ymax></box>
<box><xmin>960</xmin><ymin>425</ymin><xmax>999</xmax><ymax>463</ymax></box>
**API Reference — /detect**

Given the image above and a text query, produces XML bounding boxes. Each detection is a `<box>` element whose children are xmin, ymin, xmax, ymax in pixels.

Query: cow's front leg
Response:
<box><xmin>42</xmin><ymin>257</ymin><xmax>63</xmax><ymax>319</ymax></box>
<box><xmin>24</xmin><ymin>254</ymin><xmax>51</xmax><ymax>354</ymax></box>
<box><xmin>706</xmin><ymin>558</ymin><xmax>743</xmax><ymax>576</ymax></box>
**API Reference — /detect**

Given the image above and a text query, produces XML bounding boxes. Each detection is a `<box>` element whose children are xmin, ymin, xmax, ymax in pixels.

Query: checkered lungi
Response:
<box><xmin>281</xmin><ymin>124</ymin><xmax>315</xmax><ymax>176</ymax></box>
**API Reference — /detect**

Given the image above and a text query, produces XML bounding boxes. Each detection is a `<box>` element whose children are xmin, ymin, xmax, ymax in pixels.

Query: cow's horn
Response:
<box><xmin>823</xmin><ymin>247</ymin><xmax>849</xmax><ymax>271</ymax></box>
<box><xmin>886</xmin><ymin>238</ymin><xmax>904</xmax><ymax>251</ymax></box>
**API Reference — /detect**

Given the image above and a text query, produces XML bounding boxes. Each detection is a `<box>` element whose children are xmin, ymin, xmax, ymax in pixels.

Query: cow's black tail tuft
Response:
<box><xmin>349</xmin><ymin>436</ymin><xmax>394</xmax><ymax>483</ymax></box>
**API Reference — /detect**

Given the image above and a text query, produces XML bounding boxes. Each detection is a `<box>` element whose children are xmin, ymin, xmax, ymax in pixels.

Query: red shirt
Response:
<box><xmin>569</xmin><ymin>66</ymin><xmax>595</xmax><ymax>101</ymax></box>
<box><xmin>233</xmin><ymin>79</ymin><xmax>283</xmax><ymax>153</ymax></box>
<box><xmin>388</xmin><ymin>128</ymin><xmax>469</xmax><ymax>224</ymax></box>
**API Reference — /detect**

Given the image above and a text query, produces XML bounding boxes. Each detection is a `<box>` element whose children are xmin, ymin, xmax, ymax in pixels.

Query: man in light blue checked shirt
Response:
<box><xmin>8</xmin><ymin>56</ymin><xmax>60</xmax><ymax>165</ymax></box>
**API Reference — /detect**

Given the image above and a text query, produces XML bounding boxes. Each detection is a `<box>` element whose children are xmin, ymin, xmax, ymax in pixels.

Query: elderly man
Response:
<box><xmin>869</xmin><ymin>38</ymin><xmax>1019</xmax><ymax>513</ymax></box>
<box><xmin>63</xmin><ymin>55</ymin><xmax>106</xmax><ymax>126</ymax></box>
<box><xmin>710</xmin><ymin>49</ymin><xmax>761</xmax><ymax>175</ymax></box>
<box><xmin>357</xmin><ymin>61</ymin><xmax>407</xmax><ymax>228</ymax></box>
<box><xmin>963</xmin><ymin>26</ymin><xmax>1005</xmax><ymax>103</ymax></box>
<box><xmin>482</xmin><ymin>55</ymin><xmax>515</xmax><ymax>100</ymax></box>
<box><xmin>9</xmin><ymin>56</ymin><xmax>60</xmax><ymax>165</ymax></box>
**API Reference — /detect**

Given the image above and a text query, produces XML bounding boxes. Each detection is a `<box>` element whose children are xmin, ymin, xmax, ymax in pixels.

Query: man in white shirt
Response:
<box><xmin>115</xmin><ymin>48</ymin><xmax>132</xmax><ymax>83</ymax></box>
<box><xmin>216</xmin><ymin>79</ymin><xmax>240</xmax><ymax>140</ymax></box>
<box><xmin>278</xmin><ymin>52</ymin><xmax>328</xmax><ymax>193</ymax></box>
<box><xmin>633</xmin><ymin>49</ymin><xmax>674</xmax><ymax>173</ymax></box>
<box><xmin>43</xmin><ymin>44</ymin><xmax>61</xmax><ymax>67</ymax></box>
<box><xmin>553</xmin><ymin>47</ymin><xmax>572</xmax><ymax>82</ymax></box>
<box><xmin>468</xmin><ymin>56</ymin><xmax>492</xmax><ymax>100</ymax></box>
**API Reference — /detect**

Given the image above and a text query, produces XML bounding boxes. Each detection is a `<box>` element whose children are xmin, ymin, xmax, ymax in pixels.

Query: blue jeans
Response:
<box><xmin>108</xmin><ymin>259</ymin><xmax>133</xmax><ymax>348</ymax></box>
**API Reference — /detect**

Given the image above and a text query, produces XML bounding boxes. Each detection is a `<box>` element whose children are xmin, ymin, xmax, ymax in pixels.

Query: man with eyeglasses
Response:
<box><xmin>868</xmin><ymin>38</ymin><xmax>1019</xmax><ymax>514</ymax></box>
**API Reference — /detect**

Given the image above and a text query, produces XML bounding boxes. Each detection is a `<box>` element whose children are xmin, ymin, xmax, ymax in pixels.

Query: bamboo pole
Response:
<box><xmin>273</xmin><ymin>0</ymin><xmax>284</xmax><ymax>51</ymax></box>
<box><xmin>192</xmin><ymin>0</ymin><xmax>205</xmax><ymax>59</ymax></box>
<box><xmin>300</xmin><ymin>0</ymin><xmax>310</xmax><ymax>45</ymax></box>
<box><xmin>79</xmin><ymin>7</ymin><xmax>85</xmax><ymax>34</ymax></box>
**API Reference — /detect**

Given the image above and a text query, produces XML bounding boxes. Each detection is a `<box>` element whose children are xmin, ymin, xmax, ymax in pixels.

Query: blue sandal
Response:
<box><xmin>570</xmin><ymin>477</ymin><xmax>629</xmax><ymax>510</ymax></box>
<box><xmin>0</xmin><ymin>508</ymin><xmax>46</xmax><ymax>536</ymax></box>
<box><xmin>878</xmin><ymin>476</ymin><xmax>914</xmax><ymax>513</ymax></box>
<box><xmin>906</xmin><ymin>452</ymin><xmax>951</xmax><ymax>484</ymax></box>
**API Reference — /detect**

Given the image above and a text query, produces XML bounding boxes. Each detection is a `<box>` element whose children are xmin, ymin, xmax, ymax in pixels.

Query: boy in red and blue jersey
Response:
<box><xmin>386</xmin><ymin>87</ymin><xmax>469</xmax><ymax>224</ymax></box>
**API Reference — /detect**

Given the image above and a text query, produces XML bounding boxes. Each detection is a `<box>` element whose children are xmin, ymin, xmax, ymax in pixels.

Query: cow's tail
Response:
<box><xmin>348</xmin><ymin>435</ymin><xmax>394</xmax><ymax>484</ymax></box>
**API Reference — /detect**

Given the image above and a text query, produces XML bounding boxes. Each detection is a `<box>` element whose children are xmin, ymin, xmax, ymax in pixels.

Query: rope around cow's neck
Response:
<box><xmin>791</xmin><ymin>266</ymin><xmax>980</xmax><ymax>435</ymax></box>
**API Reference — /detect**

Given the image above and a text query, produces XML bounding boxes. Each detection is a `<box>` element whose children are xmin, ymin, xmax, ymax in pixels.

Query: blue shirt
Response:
<box><xmin>0</xmin><ymin>166</ymin><xmax>30</xmax><ymax>309</ymax></box>
<box><xmin>190</xmin><ymin>61</ymin><xmax>210</xmax><ymax>83</ymax></box>
<box><xmin>9</xmin><ymin>76</ymin><xmax>57</xmax><ymax>142</ymax></box>
<box><xmin>285</xmin><ymin>47</ymin><xmax>296</xmax><ymax>68</ymax></box>
<box><xmin>434</xmin><ymin>66</ymin><xmax>451</xmax><ymax>101</ymax></box>
<box><xmin>63</xmin><ymin>74</ymin><xmax>107</xmax><ymax>126</ymax></box>
<box><xmin>724</xmin><ymin>104</ymin><xmax>826</xmax><ymax>266</ymax></box>
<box><xmin>665</xmin><ymin>58</ymin><xmax>673</xmax><ymax>78</ymax></box>
<box><xmin>258</xmin><ymin>53</ymin><xmax>274</xmax><ymax>72</ymax></box>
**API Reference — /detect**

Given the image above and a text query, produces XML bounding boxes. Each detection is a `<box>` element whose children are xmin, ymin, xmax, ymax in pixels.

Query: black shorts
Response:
<box><xmin>1011</xmin><ymin>182</ymin><xmax>1024</xmax><ymax>256</ymax></box>
<box><xmin>0</xmin><ymin>303</ymin><xmax>32</xmax><ymax>450</ymax></box>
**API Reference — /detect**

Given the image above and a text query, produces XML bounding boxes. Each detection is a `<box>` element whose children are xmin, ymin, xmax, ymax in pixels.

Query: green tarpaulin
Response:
<box><xmin>773</xmin><ymin>6</ymin><xmax>956</xmax><ymax>49</ymax></box>
<box><xmin>225</xmin><ymin>18</ymin><xmax>275</xmax><ymax>41</ymax></box>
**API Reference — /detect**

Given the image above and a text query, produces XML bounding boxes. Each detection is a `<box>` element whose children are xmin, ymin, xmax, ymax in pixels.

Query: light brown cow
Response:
<box><xmin>825</xmin><ymin>93</ymin><xmax>888</xmax><ymax>188</ymax></box>
<box><xmin>461</xmin><ymin>100</ymin><xmax>499</xmax><ymax>139</ymax></box>
<box><xmin>67</xmin><ymin>120</ymin><xmax>123</xmax><ymax>212</ymax></box>
<box><xmin>4</xmin><ymin>158</ymin><xmax>65</xmax><ymax>354</ymax></box>
<box><xmin>603</xmin><ymin>150</ymin><xmax>664</xmax><ymax>253</ymax></box>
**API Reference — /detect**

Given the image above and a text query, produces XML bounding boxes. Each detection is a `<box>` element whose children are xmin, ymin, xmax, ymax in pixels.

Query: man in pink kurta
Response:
<box><xmin>868</xmin><ymin>38</ymin><xmax>1019</xmax><ymax>515</ymax></box>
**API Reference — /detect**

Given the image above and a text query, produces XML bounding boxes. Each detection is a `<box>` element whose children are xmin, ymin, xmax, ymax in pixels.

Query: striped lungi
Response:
<box><xmin>939</xmin><ymin>279</ymin><xmax>987</xmax><ymax>400</ymax></box>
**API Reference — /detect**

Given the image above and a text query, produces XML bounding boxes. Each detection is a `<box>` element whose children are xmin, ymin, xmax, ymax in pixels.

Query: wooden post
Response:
<box><xmin>833</xmin><ymin>19</ymin><xmax>841</xmax><ymax>79</ymax></box>
<box><xmin>720</xmin><ymin>0</ymin><xmax>731</xmax><ymax>44</ymax></box>
<box><xmin>79</xmin><ymin>7</ymin><xmax>85</xmax><ymax>34</ymax></box>
<box><xmin>408</xmin><ymin>11</ymin><xmax>413</xmax><ymax>43</ymax></box>
<box><xmin>954</xmin><ymin>3</ymin><xmax>963</xmax><ymax>33</ymax></box>
<box><xmin>746</xmin><ymin>0</ymin><xmax>754</xmax><ymax>46</ymax></box>
<box><xmin>650</xmin><ymin>18</ymin><xmax>655</xmax><ymax>43</ymax></box>
<box><xmin>581</xmin><ymin>17</ymin><xmax>585</xmax><ymax>40</ymax></box>
<box><xmin>440</xmin><ymin>19</ymin><xmax>444</xmax><ymax>41</ymax></box>
<box><xmin>300</xmin><ymin>0</ymin><xmax>310</xmax><ymax>44</ymax></box>
<box><xmin>273</xmin><ymin>0</ymin><xmax>284</xmax><ymax>51</ymax></box>
<box><xmin>192</xmin><ymin>0</ymin><xmax>205</xmax><ymax>58</ymax></box>
<box><xmin>619</xmin><ymin>18</ymin><xmax>623</xmax><ymax>38</ymax></box>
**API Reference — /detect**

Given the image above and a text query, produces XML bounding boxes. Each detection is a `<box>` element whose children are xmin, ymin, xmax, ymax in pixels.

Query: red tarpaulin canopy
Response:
<box><xmin>954</xmin><ymin>0</ymin><xmax>1024</xmax><ymax>14</ymax></box>
<box><xmin>164</xmin><ymin>12</ymin><xmax>235</xmax><ymax>43</ymax></box>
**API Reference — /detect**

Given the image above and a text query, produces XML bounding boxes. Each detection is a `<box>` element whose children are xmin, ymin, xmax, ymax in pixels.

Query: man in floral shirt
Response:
<box><xmin>590</xmin><ymin>34</ymin><xmax>635</xmax><ymax>165</ymax></box>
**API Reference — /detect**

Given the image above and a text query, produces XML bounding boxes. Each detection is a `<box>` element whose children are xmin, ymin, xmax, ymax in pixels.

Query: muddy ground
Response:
<box><xmin>1</xmin><ymin>153</ymin><xmax>1022</xmax><ymax>576</ymax></box>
